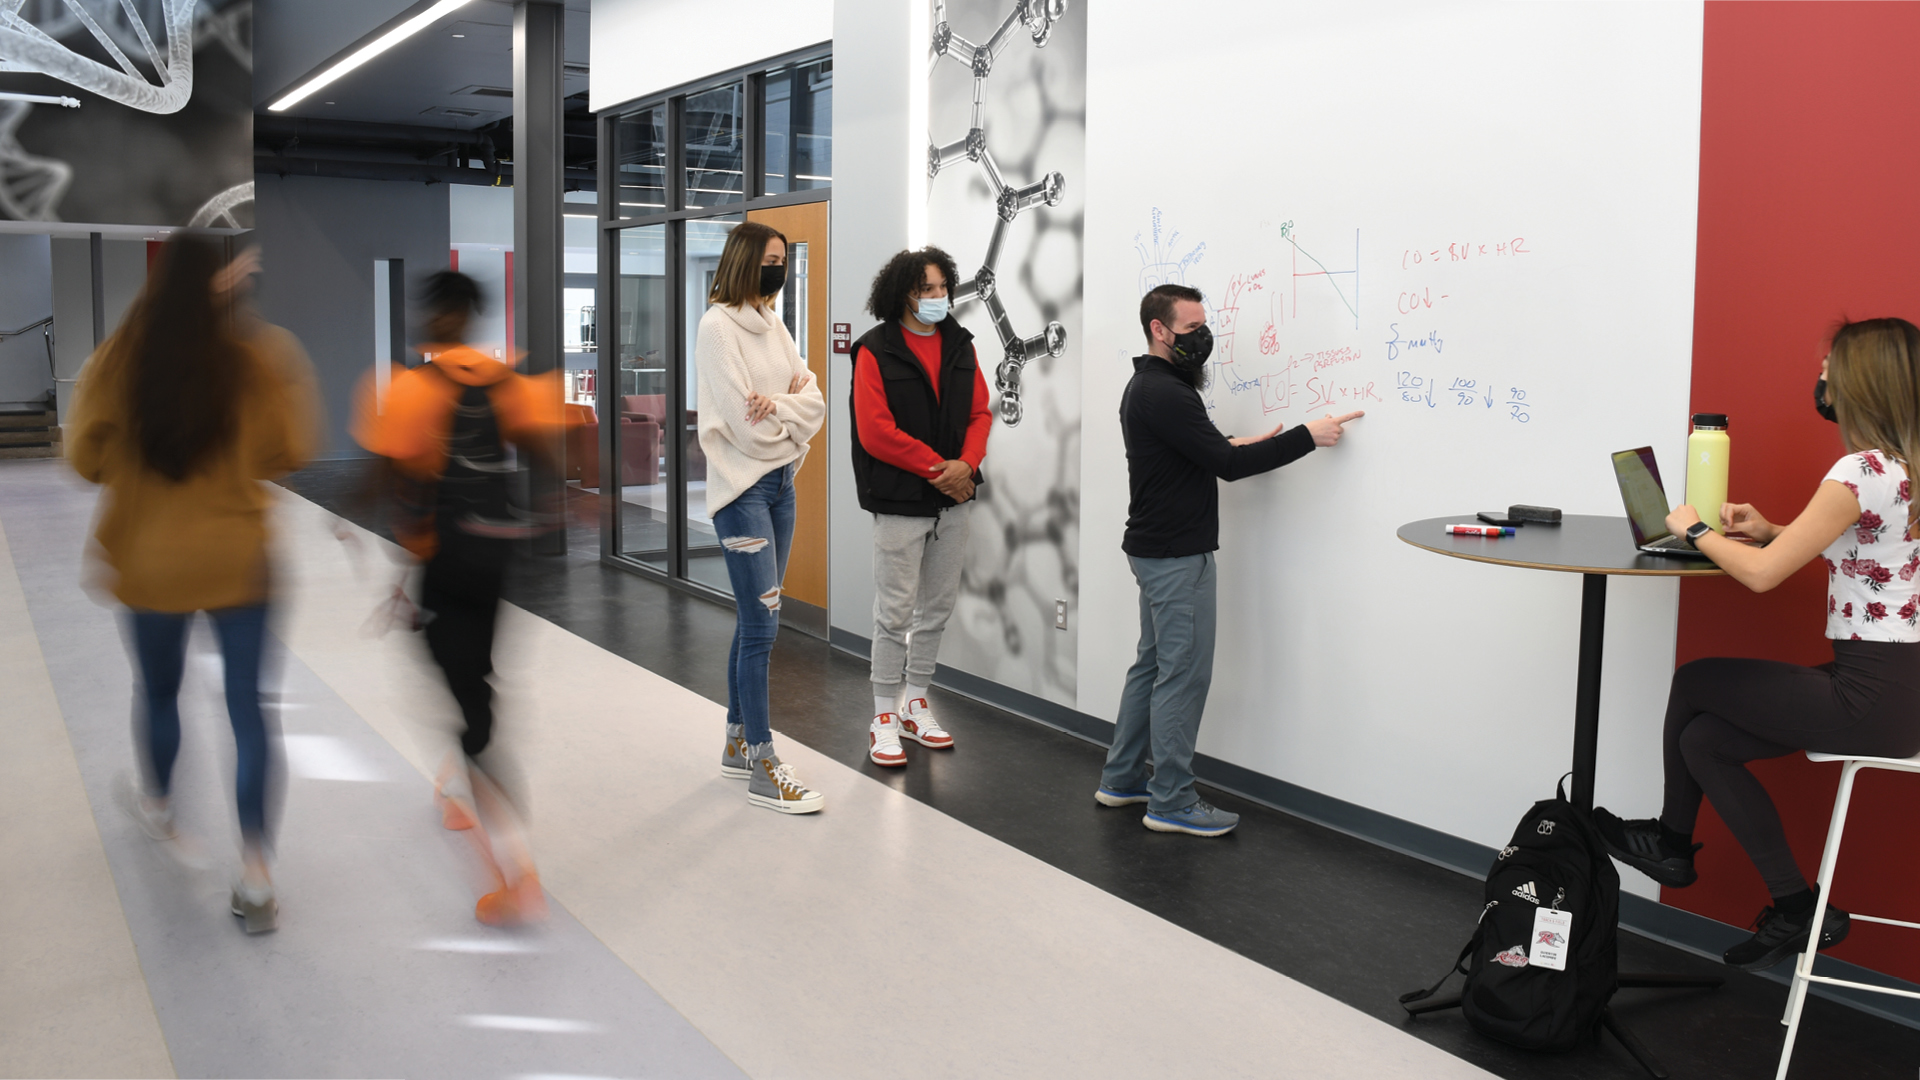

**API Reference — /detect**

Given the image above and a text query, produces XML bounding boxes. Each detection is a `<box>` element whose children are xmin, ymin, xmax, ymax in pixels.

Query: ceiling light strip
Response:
<box><xmin>267</xmin><ymin>0</ymin><xmax>475</xmax><ymax>113</ymax></box>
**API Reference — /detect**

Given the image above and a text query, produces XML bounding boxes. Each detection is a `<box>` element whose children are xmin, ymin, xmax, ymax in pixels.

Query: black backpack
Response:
<box><xmin>1403</xmin><ymin>780</ymin><xmax>1619</xmax><ymax>1051</ymax></box>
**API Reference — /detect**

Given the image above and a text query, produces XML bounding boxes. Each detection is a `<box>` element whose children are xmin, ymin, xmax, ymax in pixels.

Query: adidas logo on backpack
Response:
<box><xmin>1401</xmin><ymin>778</ymin><xmax>1620</xmax><ymax>1053</ymax></box>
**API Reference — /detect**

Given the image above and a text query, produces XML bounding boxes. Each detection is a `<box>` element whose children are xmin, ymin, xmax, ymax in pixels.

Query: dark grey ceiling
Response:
<box><xmin>254</xmin><ymin>0</ymin><xmax>591</xmax><ymax>129</ymax></box>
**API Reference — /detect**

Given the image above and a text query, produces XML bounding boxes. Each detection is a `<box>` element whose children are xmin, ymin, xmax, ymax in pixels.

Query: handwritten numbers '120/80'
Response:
<box><xmin>1397</xmin><ymin>372</ymin><xmax>1532</xmax><ymax>422</ymax></box>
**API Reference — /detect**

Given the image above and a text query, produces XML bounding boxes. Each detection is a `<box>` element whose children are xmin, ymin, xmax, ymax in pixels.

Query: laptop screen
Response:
<box><xmin>1612</xmin><ymin>447</ymin><xmax>1673</xmax><ymax>545</ymax></box>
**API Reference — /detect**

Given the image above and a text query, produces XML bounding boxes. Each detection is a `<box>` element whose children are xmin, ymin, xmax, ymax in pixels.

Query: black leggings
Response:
<box><xmin>420</xmin><ymin>532</ymin><xmax>510</xmax><ymax>759</ymax></box>
<box><xmin>1660</xmin><ymin>640</ymin><xmax>1920</xmax><ymax>897</ymax></box>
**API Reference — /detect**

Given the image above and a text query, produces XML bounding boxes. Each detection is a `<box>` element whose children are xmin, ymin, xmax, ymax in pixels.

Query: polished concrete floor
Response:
<box><xmin>5</xmin><ymin>456</ymin><xmax>1918</xmax><ymax>1078</ymax></box>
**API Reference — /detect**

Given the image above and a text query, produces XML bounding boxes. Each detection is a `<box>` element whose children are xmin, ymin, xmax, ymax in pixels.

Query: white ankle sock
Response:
<box><xmin>903</xmin><ymin>684</ymin><xmax>930</xmax><ymax>709</ymax></box>
<box><xmin>874</xmin><ymin>695</ymin><xmax>896</xmax><ymax>718</ymax></box>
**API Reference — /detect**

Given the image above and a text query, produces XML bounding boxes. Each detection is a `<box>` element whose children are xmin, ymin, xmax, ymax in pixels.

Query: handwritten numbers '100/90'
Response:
<box><xmin>1398</xmin><ymin>372</ymin><xmax>1532</xmax><ymax>422</ymax></box>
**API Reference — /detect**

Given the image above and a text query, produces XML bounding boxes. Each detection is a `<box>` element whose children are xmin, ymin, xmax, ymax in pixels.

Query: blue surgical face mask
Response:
<box><xmin>915</xmin><ymin>296</ymin><xmax>949</xmax><ymax>325</ymax></box>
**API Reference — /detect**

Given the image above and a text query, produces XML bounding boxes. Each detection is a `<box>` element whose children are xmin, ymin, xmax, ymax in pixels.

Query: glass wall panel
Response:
<box><xmin>684</xmin><ymin>83</ymin><xmax>745</xmax><ymax>209</ymax></box>
<box><xmin>683</xmin><ymin>214</ymin><xmax>743</xmax><ymax>594</ymax></box>
<box><xmin>614</xmin><ymin>107</ymin><xmax>667</xmax><ymax>217</ymax></box>
<box><xmin>762</xmin><ymin>59</ymin><xmax>833</xmax><ymax>194</ymax></box>
<box><xmin>616</xmin><ymin>224</ymin><xmax>669</xmax><ymax>569</ymax></box>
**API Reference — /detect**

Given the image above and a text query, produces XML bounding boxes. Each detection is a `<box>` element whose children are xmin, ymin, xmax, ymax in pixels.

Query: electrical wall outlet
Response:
<box><xmin>1055</xmin><ymin>599</ymin><xmax>1068</xmax><ymax>630</ymax></box>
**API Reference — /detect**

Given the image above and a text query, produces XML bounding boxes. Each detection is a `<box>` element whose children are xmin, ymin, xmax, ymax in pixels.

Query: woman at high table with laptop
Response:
<box><xmin>1594</xmin><ymin>317</ymin><xmax>1920</xmax><ymax>972</ymax></box>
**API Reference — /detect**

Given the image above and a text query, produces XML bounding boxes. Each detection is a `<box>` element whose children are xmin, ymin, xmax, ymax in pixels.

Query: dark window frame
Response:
<box><xmin>595</xmin><ymin>44</ymin><xmax>832</xmax><ymax>593</ymax></box>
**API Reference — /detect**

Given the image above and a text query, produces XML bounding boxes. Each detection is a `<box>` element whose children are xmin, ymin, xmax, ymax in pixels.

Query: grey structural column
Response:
<box><xmin>514</xmin><ymin>0</ymin><xmax>566</xmax><ymax>555</ymax></box>
<box><xmin>88</xmin><ymin>232</ymin><xmax>104</xmax><ymax>346</ymax></box>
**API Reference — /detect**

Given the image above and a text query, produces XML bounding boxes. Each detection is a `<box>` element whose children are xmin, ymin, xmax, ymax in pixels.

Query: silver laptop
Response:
<box><xmin>1612</xmin><ymin>447</ymin><xmax>1710</xmax><ymax>558</ymax></box>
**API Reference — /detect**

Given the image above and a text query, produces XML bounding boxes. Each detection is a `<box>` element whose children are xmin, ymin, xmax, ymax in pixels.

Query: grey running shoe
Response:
<box><xmin>746</xmin><ymin>746</ymin><xmax>823</xmax><ymax>814</ymax></box>
<box><xmin>229</xmin><ymin>882</ymin><xmax>278</xmax><ymax>934</ymax></box>
<box><xmin>1724</xmin><ymin>900</ymin><xmax>1849</xmax><ymax>971</ymax></box>
<box><xmin>721</xmin><ymin>725</ymin><xmax>750</xmax><ymax>779</ymax></box>
<box><xmin>116</xmin><ymin>773</ymin><xmax>176</xmax><ymax>841</ymax></box>
<box><xmin>1144</xmin><ymin>799</ymin><xmax>1240</xmax><ymax>837</ymax></box>
<box><xmin>1094</xmin><ymin>786</ymin><xmax>1150</xmax><ymax>807</ymax></box>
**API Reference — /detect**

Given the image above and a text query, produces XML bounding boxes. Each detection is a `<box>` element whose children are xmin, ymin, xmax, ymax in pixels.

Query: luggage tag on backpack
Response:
<box><xmin>1530</xmin><ymin>907</ymin><xmax>1573</xmax><ymax>971</ymax></box>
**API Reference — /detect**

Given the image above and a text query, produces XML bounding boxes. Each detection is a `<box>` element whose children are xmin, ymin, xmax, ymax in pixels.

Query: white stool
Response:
<box><xmin>1775</xmin><ymin>748</ymin><xmax>1920</xmax><ymax>1080</ymax></box>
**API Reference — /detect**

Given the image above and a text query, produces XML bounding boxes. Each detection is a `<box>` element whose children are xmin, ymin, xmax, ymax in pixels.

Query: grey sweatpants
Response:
<box><xmin>870</xmin><ymin>501</ymin><xmax>974</xmax><ymax>699</ymax></box>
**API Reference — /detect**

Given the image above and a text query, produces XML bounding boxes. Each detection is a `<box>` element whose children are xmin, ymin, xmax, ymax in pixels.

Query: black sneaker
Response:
<box><xmin>1723</xmin><ymin>902</ymin><xmax>1850</xmax><ymax>971</ymax></box>
<box><xmin>1593</xmin><ymin>807</ymin><xmax>1700</xmax><ymax>887</ymax></box>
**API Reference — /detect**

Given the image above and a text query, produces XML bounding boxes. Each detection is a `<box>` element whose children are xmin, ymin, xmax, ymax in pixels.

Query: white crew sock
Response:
<box><xmin>874</xmin><ymin>695</ymin><xmax>897</xmax><ymax>720</ymax></box>
<box><xmin>903</xmin><ymin>684</ymin><xmax>930</xmax><ymax>710</ymax></box>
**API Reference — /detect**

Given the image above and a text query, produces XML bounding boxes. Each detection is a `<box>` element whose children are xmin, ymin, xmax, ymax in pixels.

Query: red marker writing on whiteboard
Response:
<box><xmin>1446</xmin><ymin>524</ymin><xmax>1516</xmax><ymax>537</ymax></box>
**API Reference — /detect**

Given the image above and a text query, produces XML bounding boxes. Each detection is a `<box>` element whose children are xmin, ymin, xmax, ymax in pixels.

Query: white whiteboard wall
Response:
<box><xmin>1077</xmin><ymin>0</ymin><xmax>1705</xmax><ymax>887</ymax></box>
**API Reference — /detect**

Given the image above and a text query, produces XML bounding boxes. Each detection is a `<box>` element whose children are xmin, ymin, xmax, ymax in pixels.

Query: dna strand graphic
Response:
<box><xmin>1</xmin><ymin>2</ymin><xmax>252</xmax><ymax>223</ymax></box>
<box><xmin>0</xmin><ymin>98</ymin><xmax>69</xmax><ymax>219</ymax></box>
<box><xmin>186</xmin><ymin>178</ymin><xmax>249</xmax><ymax>227</ymax></box>
<box><xmin>928</xmin><ymin>0</ymin><xmax>1069</xmax><ymax>427</ymax></box>
<box><xmin>0</xmin><ymin>0</ymin><xmax>198</xmax><ymax>114</ymax></box>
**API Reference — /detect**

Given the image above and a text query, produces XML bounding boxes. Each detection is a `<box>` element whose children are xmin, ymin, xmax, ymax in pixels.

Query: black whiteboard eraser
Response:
<box><xmin>1509</xmin><ymin>504</ymin><xmax>1562</xmax><ymax>524</ymax></box>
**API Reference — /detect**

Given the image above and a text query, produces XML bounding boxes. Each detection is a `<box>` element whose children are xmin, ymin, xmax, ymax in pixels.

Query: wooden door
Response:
<box><xmin>748</xmin><ymin>201</ymin><xmax>830</xmax><ymax>612</ymax></box>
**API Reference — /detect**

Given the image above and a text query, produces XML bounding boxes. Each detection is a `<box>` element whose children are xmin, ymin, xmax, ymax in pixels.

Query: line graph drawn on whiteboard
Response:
<box><xmin>1280</xmin><ymin>221</ymin><xmax>1359</xmax><ymax>331</ymax></box>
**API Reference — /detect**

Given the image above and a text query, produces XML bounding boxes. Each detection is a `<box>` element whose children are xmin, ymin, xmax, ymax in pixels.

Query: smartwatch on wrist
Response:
<box><xmin>1685</xmin><ymin>520</ymin><xmax>1714</xmax><ymax>547</ymax></box>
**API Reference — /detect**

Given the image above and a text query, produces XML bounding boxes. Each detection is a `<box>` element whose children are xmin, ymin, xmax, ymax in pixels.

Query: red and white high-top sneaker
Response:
<box><xmin>869</xmin><ymin>712</ymin><xmax>908</xmax><ymax>766</ymax></box>
<box><xmin>899</xmin><ymin>698</ymin><xmax>954</xmax><ymax>749</ymax></box>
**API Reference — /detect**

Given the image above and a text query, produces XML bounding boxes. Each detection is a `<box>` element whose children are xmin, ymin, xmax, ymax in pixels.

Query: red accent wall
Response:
<box><xmin>1679</xmin><ymin>1</ymin><xmax>1920</xmax><ymax>982</ymax></box>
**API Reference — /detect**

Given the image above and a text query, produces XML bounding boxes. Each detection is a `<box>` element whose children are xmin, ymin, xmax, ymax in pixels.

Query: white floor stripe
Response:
<box><xmin>460</xmin><ymin>1014</ymin><xmax>607</xmax><ymax>1034</ymax></box>
<box><xmin>0</xmin><ymin>483</ymin><xmax>176</xmax><ymax>1079</ymax></box>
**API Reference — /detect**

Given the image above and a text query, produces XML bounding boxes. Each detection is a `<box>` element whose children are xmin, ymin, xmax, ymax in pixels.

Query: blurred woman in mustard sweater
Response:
<box><xmin>69</xmin><ymin>234</ymin><xmax>318</xmax><ymax>933</ymax></box>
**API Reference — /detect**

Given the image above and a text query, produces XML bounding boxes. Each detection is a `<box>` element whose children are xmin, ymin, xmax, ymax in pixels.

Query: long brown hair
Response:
<box><xmin>708</xmin><ymin>221</ymin><xmax>786</xmax><ymax>308</ymax></box>
<box><xmin>1827</xmin><ymin>317</ymin><xmax>1920</xmax><ymax>536</ymax></box>
<box><xmin>125</xmin><ymin>234</ymin><xmax>246</xmax><ymax>481</ymax></box>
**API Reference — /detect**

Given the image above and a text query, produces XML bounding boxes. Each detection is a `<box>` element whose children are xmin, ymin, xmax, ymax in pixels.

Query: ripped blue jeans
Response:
<box><xmin>712</xmin><ymin>463</ymin><xmax>796</xmax><ymax>745</ymax></box>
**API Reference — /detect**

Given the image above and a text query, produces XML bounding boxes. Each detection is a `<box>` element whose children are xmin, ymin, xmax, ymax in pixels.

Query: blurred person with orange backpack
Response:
<box><xmin>352</xmin><ymin>269</ymin><xmax>571</xmax><ymax>926</ymax></box>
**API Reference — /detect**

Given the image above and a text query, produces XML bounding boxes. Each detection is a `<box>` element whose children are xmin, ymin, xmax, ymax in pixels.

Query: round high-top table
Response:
<box><xmin>1397</xmin><ymin>514</ymin><xmax>1725</xmax><ymax>1078</ymax></box>
<box><xmin>1397</xmin><ymin>514</ymin><xmax>1723</xmax><ymax>811</ymax></box>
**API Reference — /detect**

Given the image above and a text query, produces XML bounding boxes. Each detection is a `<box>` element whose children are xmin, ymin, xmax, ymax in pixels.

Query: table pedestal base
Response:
<box><xmin>1402</xmin><ymin>971</ymin><xmax>1724</xmax><ymax>1078</ymax></box>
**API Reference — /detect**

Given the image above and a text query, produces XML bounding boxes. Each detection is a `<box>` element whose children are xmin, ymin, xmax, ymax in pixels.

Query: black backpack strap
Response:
<box><xmin>1400</xmin><ymin>901</ymin><xmax>1496</xmax><ymax>1005</ymax></box>
<box><xmin>1555</xmin><ymin>771</ymin><xmax>1574</xmax><ymax>805</ymax></box>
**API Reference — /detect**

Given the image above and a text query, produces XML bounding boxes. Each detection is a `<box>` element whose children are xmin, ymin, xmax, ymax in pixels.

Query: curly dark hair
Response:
<box><xmin>865</xmin><ymin>246</ymin><xmax>960</xmax><ymax>323</ymax></box>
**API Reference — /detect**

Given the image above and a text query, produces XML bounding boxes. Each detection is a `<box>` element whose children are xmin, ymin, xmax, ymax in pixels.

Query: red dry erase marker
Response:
<box><xmin>1446</xmin><ymin>524</ymin><xmax>1516</xmax><ymax>537</ymax></box>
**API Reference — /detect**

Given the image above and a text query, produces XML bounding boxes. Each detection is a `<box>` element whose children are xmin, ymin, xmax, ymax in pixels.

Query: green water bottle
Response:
<box><xmin>1686</xmin><ymin>413</ymin><xmax>1730</xmax><ymax>534</ymax></box>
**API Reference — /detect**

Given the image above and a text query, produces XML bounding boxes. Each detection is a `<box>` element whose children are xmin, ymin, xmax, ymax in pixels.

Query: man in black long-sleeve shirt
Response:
<box><xmin>1095</xmin><ymin>284</ymin><xmax>1362</xmax><ymax>836</ymax></box>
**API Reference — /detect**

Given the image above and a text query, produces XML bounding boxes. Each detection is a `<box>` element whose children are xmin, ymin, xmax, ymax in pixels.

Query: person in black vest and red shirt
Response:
<box><xmin>850</xmin><ymin>247</ymin><xmax>993</xmax><ymax>768</ymax></box>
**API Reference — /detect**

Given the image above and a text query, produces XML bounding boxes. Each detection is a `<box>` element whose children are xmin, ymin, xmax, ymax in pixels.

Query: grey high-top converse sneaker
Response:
<box><xmin>721</xmin><ymin>723</ymin><xmax>750</xmax><ymax>779</ymax></box>
<box><xmin>746</xmin><ymin>742</ymin><xmax>823</xmax><ymax>814</ymax></box>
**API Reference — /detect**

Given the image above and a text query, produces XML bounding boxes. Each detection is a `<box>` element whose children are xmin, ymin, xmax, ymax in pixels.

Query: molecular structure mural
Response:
<box><xmin>928</xmin><ymin>0</ymin><xmax>1069</xmax><ymax>426</ymax></box>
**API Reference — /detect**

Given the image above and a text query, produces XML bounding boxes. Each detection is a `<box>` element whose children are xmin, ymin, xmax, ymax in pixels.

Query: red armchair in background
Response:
<box><xmin>564</xmin><ymin>403</ymin><xmax>659</xmax><ymax>488</ymax></box>
<box><xmin>622</xmin><ymin>394</ymin><xmax>705</xmax><ymax>481</ymax></box>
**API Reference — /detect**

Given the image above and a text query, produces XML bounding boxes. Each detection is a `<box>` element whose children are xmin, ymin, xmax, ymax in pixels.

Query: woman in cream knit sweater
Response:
<box><xmin>696</xmin><ymin>221</ymin><xmax>828</xmax><ymax>814</ymax></box>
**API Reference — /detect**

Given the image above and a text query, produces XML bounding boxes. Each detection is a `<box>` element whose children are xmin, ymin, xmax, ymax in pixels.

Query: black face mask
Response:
<box><xmin>1166</xmin><ymin>324</ymin><xmax>1214</xmax><ymax>366</ymax></box>
<box><xmin>1165</xmin><ymin>324</ymin><xmax>1213</xmax><ymax>388</ymax></box>
<box><xmin>759</xmin><ymin>263</ymin><xmax>787</xmax><ymax>297</ymax></box>
<box><xmin>1815</xmin><ymin>377</ymin><xmax>1838</xmax><ymax>423</ymax></box>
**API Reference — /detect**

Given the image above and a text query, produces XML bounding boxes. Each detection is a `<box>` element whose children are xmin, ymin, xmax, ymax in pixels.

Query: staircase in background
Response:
<box><xmin>0</xmin><ymin>405</ymin><xmax>60</xmax><ymax>459</ymax></box>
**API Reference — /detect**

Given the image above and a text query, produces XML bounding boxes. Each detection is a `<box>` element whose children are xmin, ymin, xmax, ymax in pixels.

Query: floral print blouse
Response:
<box><xmin>1821</xmin><ymin>451</ymin><xmax>1920</xmax><ymax>642</ymax></box>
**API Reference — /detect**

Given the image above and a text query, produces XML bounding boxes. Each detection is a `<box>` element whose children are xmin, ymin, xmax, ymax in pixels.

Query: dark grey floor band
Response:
<box><xmin>831</xmin><ymin>625</ymin><xmax>1920</xmax><ymax>1030</ymax></box>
